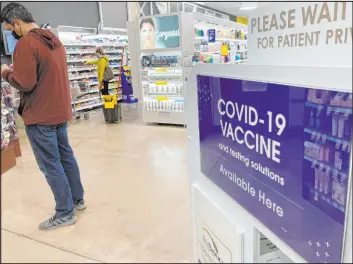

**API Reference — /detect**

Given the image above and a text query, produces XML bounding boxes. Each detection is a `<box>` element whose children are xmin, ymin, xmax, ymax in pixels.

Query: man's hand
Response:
<box><xmin>1</xmin><ymin>64</ymin><xmax>9</xmax><ymax>75</ymax></box>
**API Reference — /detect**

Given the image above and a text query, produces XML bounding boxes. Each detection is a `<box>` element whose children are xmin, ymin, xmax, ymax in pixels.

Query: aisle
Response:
<box><xmin>1</xmin><ymin>114</ymin><xmax>192</xmax><ymax>263</ymax></box>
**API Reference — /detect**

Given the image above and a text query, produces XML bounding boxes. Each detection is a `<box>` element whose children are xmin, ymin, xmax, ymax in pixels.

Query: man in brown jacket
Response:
<box><xmin>1</xmin><ymin>2</ymin><xmax>85</xmax><ymax>230</ymax></box>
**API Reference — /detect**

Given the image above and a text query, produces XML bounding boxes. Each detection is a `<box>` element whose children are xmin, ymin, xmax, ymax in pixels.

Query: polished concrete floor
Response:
<box><xmin>1</xmin><ymin>113</ymin><xmax>193</xmax><ymax>263</ymax></box>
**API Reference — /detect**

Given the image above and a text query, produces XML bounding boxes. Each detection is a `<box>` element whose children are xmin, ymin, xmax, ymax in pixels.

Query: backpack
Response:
<box><xmin>101</xmin><ymin>57</ymin><xmax>114</xmax><ymax>82</ymax></box>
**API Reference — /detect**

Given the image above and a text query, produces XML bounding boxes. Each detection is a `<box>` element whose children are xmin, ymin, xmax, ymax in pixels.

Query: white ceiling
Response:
<box><xmin>201</xmin><ymin>1</ymin><xmax>272</xmax><ymax>16</ymax></box>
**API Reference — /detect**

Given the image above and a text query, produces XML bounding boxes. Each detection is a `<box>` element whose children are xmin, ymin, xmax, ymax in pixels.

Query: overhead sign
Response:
<box><xmin>236</xmin><ymin>16</ymin><xmax>248</xmax><ymax>25</ymax></box>
<box><xmin>208</xmin><ymin>29</ymin><xmax>216</xmax><ymax>43</ymax></box>
<box><xmin>197</xmin><ymin>74</ymin><xmax>352</xmax><ymax>263</ymax></box>
<box><xmin>139</xmin><ymin>15</ymin><xmax>180</xmax><ymax>50</ymax></box>
<box><xmin>247</xmin><ymin>2</ymin><xmax>352</xmax><ymax>66</ymax></box>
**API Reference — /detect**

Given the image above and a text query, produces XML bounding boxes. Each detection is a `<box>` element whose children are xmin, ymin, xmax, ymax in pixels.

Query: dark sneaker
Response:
<box><xmin>39</xmin><ymin>214</ymin><xmax>77</xmax><ymax>230</ymax></box>
<box><xmin>74</xmin><ymin>200</ymin><xmax>86</xmax><ymax>210</ymax></box>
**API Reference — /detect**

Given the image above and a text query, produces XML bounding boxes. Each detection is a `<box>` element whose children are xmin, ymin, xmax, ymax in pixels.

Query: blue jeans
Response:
<box><xmin>25</xmin><ymin>123</ymin><xmax>84</xmax><ymax>217</ymax></box>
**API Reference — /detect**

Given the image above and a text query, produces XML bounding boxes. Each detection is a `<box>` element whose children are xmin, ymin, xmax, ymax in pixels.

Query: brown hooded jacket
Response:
<box><xmin>2</xmin><ymin>28</ymin><xmax>72</xmax><ymax>126</ymax></box>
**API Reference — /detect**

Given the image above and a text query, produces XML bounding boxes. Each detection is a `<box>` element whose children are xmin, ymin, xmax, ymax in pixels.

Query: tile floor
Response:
<box><xmin>1</xmin><ymin>113</ymin><xmax>193</xmax><ymax>263</ymax></box>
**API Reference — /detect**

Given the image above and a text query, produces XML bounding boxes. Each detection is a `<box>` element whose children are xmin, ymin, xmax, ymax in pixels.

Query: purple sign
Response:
<box><xmin>197</xmin><ymin>75</ymin><xmax>352</xmax><ymax>263</ymax></box>
<box><xmin>207</xmin><ymin>29</ymin><xmax>216</xmax><ymax>43</ymax></box>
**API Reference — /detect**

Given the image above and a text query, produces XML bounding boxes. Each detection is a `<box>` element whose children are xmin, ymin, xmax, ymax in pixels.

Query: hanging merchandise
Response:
<box><xmin>1</xmin><ymin>80</ymin><xmax>18</xmax><ymax>150</ymax></box>
<box><xmin>1</xmin><ymin>80</ymin><xmax>20</xmax><ymax>174</ymax></box>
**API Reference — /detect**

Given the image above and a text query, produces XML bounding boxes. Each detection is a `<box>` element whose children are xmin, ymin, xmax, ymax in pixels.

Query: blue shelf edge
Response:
<box><xmin>305</xmin><ymin>101</ymin><xmax>352</xmax><ymax>115</ymax></box>
<box><xmin>303</xmin><ymin>155</ymin><xmax>348</xmax><ymax>178</ymax></box>
<box><xmin>304</xmin><ymin>127</ymin><xmax>351</xmax><ymax>146</ymax></box>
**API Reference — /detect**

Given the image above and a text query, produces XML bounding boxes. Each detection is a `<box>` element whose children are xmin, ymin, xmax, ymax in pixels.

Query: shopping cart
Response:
<box><xmin>71</xmin><ymin>81</ymin><xmax>93</xmax><ymax>120</ymax></box>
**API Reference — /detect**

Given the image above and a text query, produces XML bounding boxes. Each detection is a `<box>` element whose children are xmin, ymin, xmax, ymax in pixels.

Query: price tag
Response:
<box><xmin>156</xmin><ymin>96</ymin><xmax>168</xmax><ymax>101</ymax></box>
<box><xmin>311</xmin><ymin>160</ymin><xmax>317</xmax><ymax>168</ymax></box>
<box><xmin>335</xmin><ymin>140</ymin><xmax>342</xmax><ymax>150</ymax></box>
<box><xmin>345</xmin><ymin>109</ymin><xmax>351</xmax><ymax>117</ymax></box>
<box><xmin>317</xmin><ymin>105</ymin><xmax>324</xmax><ymax>114</ymax></box>
<box><xmin>342</xmin><ymin>141</ymin><xmax>348</xmax><ymax>151</ymax></box>
<box><xmin>156</xmin><ymin>81</ymin><xmax>168</xmax><ymax>85</ymax></box>
<box><xmin>333</xmin><ymin>170</ymin><xmax>338</xmax><ymax>178</ymax></box>
<box><xmin>155</xmin><ymin>68</ymin><xmax>168</xmax><ymax>73</ymax></box>
<box><xmin>322</xmin><ymin>134</ymin><xmax>327</xmax><ymax>143</ymax></box>
<box><xmin>316</xmin><ymin>132</ymin><xmax>321</xmax><ymax>141</ymax></box>
<box><xmin>326</xmin><ymin>106</ymin><xmax>332</xmax><ymax>115</ymax></box>
<box><xmin>340</xmin><ymin>172</ymin><xmax>348</xmax><ymax>181</ymax></box>
<box><xmin>311</xmin><ymin>131</ymin><xmax>317</xmax><ymax>140</ymax></box>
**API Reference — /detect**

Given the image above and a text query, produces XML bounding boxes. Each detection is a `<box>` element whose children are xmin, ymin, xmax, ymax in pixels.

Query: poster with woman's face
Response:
<box><xmin>140</xmin><ymin>15</ymin><xmax>180</xmax><ymax>50</ymax></box>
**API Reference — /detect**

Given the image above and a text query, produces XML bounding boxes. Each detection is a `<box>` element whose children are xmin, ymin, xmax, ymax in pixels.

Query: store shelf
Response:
<box><xmin>69</xmin><ymin>75</ymin><xmax>96</xmax><ymax>81</ymax></box>
<box><xmin>102</xmin><ymin>44</ymin><xmax>126</xmax><ymax>48</ymax></box>
<box><xmin>72</xmin><ymin>96</ymin><xmax>100</xmax><ymax>105</ymax></box>
<box><xmin>305</xmin><ymin>101</ymin><xmax>352</xmax><ymax>115</ymax></box>
<box><xmin>142</xmin><ymin>66</ymin><xmax>183</xmax><ymax>70</ymax></box>
<box><xmin>303</xmin><ymin>155</ymin><xmax>348</xmax><ymax>178</ymax></box>
<box><xmin>142</xmin><ymin>80</ymin><xmax>183</xmax><ymax>83</ymax></box>
<box><xmin>64</xmin><ymin>43</ymin><xmax>96</xmax><ymax>47</ymax></box>
<box><xmin>194</xmin><ymin>37</ymin><xmax>247</xmax><ymax>43</ymax></box>
<box><xmin>304</xmin><ymin>127</ymin><xmax>351</xmax><ymax>147</ymax></box>
<box><xmin>76</xmin><ymin>102</ymin><xmax>103</xmax><ymax>111</ymax></box>
<box><xmin>68</xmin><ymin>67</ymin><xmax>95</xmax><ymax>72</ymax></box>
<box><xmin>66</xmin><ymin>51</ymin><xmax>95</xmax><ymax>55</ymax></box>
<box><xmin>140</xmin><ymin>47</ymin><xmax>182</xmax><ymax>53</ymax></box>
<box><xmin>145</xmin><ymin>94</ymin><xmax>184</xmax><ymax>99</ymax></box>
<box><xmin>308</xmin><ymin>188</ymin><xmax>345</xmax><ymax>213</ymax></box>
<box><xmin>67</xmin><ymin>58</ymin><xmax>91</xmax><ymax>63</ymax></box>
<box><xmin>64</xmin><ymin>43</ymin><xmax>126</xmax><ymax>47</ymax></box>
<box><xmin>109</xmin><ymin>86</ymin><xmax>119</xmax><ymax>90</ymax></box>
<box><xmin>105</xmin><ymin>51</ymin><xmax>122</xmax><ymax>54</ymax></box>
<box><xmin>87</xmin><ymin>85</ymin><xmax>120</xmax><ymax>94</ymax></box>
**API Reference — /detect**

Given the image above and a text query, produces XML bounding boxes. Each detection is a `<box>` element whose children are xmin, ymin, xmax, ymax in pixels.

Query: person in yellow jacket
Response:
<box><xmin>85</xmin><ymin>47</ymin><xmax>110</xmax><ymax>95</ymax></box>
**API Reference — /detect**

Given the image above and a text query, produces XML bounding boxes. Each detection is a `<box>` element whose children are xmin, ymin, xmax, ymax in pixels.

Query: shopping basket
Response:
<box><xmin>102</xmin><ymin>95</ymin><xmax>121</xmax><ymax>123</ymax></box>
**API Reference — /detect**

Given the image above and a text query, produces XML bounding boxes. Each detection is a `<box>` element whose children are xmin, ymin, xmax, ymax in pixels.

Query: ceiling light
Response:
<box><xmin>239</xmin><ymin>2</ymin><xmax>258</xmax><ymax>10</ymax></box>
<box><xmin>239</xmin><ymin>6</ymin><xmax>257</xmax><ymax>10</ymax></box>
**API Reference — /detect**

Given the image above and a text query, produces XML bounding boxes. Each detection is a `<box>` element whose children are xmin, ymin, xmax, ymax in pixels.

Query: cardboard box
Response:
<box><xmin>8</xmin><ymin>138</ymin><xmax>21</xmax><ymax>157</ymax></box>
<box><xmin>1</xmin><ymin>145</ymin><xmax>16</xmax><ymax>174</ymax></box>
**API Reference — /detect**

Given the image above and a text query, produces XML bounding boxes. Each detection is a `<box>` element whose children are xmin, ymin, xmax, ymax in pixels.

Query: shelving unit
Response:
<box><xmin>51</xmin><ymin>26</ymin><xmax>130</xmax><ymax>119</ymax></box>
<box><xmin>135</xmin><ymin>12</ymin><xmax>247</xmax><ymax>126</ymax></box>
<box><xmin>192</xmin><ymin>13</ymin><xmax>248</xmax><ymax>65</ymax></box>
<box><xmin>302</xmin><ymin>89</ymin><xmax>352</xmax><ymax>226</ymax></box>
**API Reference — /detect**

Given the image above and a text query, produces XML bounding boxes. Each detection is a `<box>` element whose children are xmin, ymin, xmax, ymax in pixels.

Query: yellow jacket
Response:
<box><xmin>86</xmin><ymin>55</ymin><xmax>109</xmax><ymax>83</ymax></box>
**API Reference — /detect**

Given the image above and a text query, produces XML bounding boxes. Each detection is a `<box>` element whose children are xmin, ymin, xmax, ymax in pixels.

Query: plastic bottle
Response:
<box><xmin>332</xmin><ymin>114</ymin><xmax>339</xmax><ymax>137</ymax></box>
<box><xmin>338</xmin><ymin>116</ymin><xmax>345</xmax><ymax>138</ymax></box>
<box><xmin>309</xmin><ymin>110</ymin><xmax>315</xmax><ymax>127</ymax></box>
<box><xmin>315</xmin><ymin>112</ymin><xmax>321</xmax><ymax>129</ymax></box>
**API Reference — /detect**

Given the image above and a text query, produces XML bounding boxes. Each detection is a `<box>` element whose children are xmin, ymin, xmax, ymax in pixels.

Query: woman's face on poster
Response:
<box><xmin>140</xmin><ymin>22</ymin><xmax>155</xmax><ymax>47</ymax></box>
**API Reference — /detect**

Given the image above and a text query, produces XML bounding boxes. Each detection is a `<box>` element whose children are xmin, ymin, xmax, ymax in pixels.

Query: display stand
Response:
<box><xmin>186</xmin><ymin>2</ymin><xmax>352</xmax><ymax>263</ymax></box>
<box><xmin>132</xmin><ymin>12</ymin><xmax>246</xmax><ymax>125</ymax></box>
<box><xmin>1</xmin><ymin>80</ymin><xmax>20</xmax><ymax>174</ymax></box>
<box><xmin>1</xmin><ymin>145</ymin><xmax>16</xmax><ymax>175</ymax></box>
